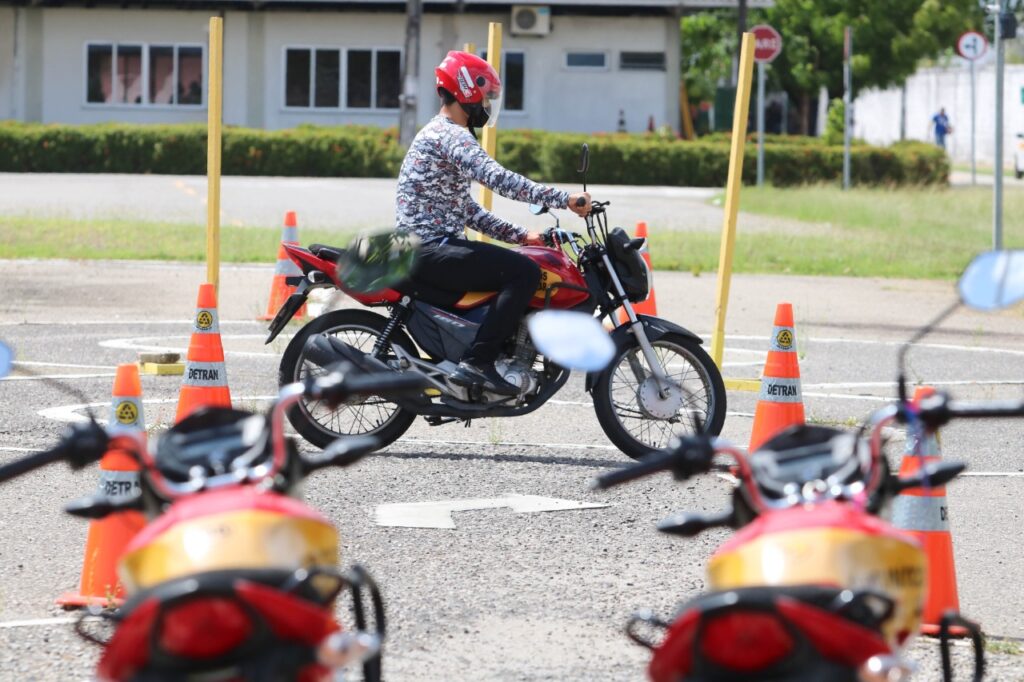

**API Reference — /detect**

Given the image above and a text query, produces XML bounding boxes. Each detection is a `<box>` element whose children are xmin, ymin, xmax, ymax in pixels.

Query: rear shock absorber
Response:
<box><xmin>372</xmin><ymin>298</ymin><xmax>411</xmax><ymax>360</ymax></box>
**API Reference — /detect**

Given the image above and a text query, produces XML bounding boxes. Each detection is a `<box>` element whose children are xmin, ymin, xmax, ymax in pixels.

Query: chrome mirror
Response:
<box><xmin>957</xmin><ymin>250</ymin><xmax>1024</xmax><ymax>311</ymax></box>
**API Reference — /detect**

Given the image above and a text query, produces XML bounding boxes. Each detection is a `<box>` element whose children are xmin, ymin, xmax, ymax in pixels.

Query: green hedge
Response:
<box><xmin>0</xmin><ymin>121</ymin><xmax>947</xmax><ymax>186</ymax></box>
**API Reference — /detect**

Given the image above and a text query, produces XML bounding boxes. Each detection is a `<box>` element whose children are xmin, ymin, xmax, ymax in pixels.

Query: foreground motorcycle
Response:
<box><xmin>265</xmin><ymin>145</ymin><xmax>726</xmax><ymax>459</ymax></box>
<box><xmin>591</xmin><ymin>250</ymin><xmax>1024</xmax><ymax>681</ymax></box>
<box><xmin>0</xmin><ymin>363</ymin><xmax>427</xmax><ymax>681</ymax></box>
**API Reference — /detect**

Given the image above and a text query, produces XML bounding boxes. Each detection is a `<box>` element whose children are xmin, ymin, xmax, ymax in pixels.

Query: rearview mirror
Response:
<box><xmin>0</xmin><ymin>343</ymin><xmax>10</xmax><ymax>378</ymax></box>
<box><xmin>577</xmin><ymin>143</ymin><xmax>590</xmax><ymax>175</ymax></box>
<box><xmin>336</xmin><ymin>229</ymin><xmax>421</xmax><ymax>294</ymax></box>
<box><xmin>527</xmin><ymin>310</ymin><xmax>614</xmax><ymax>372</ymax></box>
<box><xmin>528</xmin><ymin>203</ymin><xmax>549</xmax><ymax>216</ymax></box>
<box><xmin>957</xmin><ymin>250</ymin><xmax>1024</xmax><ymax>311</ymax></box>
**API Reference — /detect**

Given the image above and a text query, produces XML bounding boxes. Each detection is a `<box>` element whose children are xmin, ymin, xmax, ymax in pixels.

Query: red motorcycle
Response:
<box><xmin>590</xmin><ymin>248</ymin><xmax>1024</xmax><ymax>681</ymax></box>
<box><xmin>265</xmin><ymin>145</ymin><xmax>726</xmax><ymax>459</ymax></box>
<box><xmin>0</xmin><ymin>364</ymin><xmax>425</xmax><ymax>681</ymax></box>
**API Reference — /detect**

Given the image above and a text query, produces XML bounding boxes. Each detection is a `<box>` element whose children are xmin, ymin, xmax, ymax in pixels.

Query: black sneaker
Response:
<box><xmin>449</xmin><ymin>361</ymin><xmax>520</xmax><ymax>397</ymax></box>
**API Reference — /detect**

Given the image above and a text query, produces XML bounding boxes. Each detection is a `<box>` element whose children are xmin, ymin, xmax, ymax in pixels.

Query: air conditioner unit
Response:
<box><xmin>511</xmin><ymin>5</ymin><xmax>551</xmax><ymax>36</ymax></box>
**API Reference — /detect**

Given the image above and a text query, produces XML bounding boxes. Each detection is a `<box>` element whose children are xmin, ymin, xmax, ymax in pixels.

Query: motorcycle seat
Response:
<box><xmin>308</xmin><ymin>244</ymin><xmax>345</xmax><ymax>263</ymax></box>
<box><xmin>311</xmin><ymin>242</ymin><xmax>496</xmax><ymax>310</ymax></box>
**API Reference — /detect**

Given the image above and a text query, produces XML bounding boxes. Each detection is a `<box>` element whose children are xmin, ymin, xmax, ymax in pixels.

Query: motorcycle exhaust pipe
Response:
<box><xmin>304</xmin><ymin>334</ymin><xmax>392</xmax><ymax>373</ymax></box>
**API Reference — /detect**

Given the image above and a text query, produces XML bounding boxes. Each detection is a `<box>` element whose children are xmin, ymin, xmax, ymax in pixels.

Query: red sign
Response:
<box><xmin>752</xmin><ymin>24</ymin><xmax>783</xmax><ymax>63</ymax></box>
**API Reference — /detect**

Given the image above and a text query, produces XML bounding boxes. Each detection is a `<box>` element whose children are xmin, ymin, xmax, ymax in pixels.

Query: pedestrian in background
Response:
<box><xmin>931</xmin><ymin>107</ymin><xmax>953</xmax><ymax>149</ymax></box>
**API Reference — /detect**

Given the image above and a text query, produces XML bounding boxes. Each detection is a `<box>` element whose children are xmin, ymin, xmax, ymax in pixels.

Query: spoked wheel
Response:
<box><xmin>593</xmin><ymin>332</ymin><xmax>726</xmax><ymax>460</ymax></box>
<box><xmin>278</xmin><ymin>309</ymin><xmax>418</xmax><ymax>450</ymax></box>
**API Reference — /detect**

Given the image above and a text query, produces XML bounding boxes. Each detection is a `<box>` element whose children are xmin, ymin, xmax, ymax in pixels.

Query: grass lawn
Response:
<box><xmin>2</xmin><ymin>185</ymin><xmax>1021</xmax><ymax>279</ymax></box>
<box><xmin>0</xmin><ymin>216</ymin><xmax>354</xmax><ymax>262</ymax></box>
<box><xmin>649</xmin><ymin>185</ymin><xmax>1024</xmax><ymax>279</ymax></box>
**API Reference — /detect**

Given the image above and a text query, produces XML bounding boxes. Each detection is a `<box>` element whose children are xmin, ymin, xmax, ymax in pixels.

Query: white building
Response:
<box><xmin>0</xmin><ymin>0</ymin><xmax>697</xmax><ymax>134</ymax></box>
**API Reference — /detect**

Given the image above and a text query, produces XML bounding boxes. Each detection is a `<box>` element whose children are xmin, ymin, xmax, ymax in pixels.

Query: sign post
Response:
<box><xmin>843</xmin><ymin>26</ymin><xmax>852</xmax><ymax>191</ymax></box>
<box><xmin>957</xmin><ymin>30</ymin><xmax>988</xmax><ymax>186</ymax></box>
<box><xmin>751</xmin><ymin>24</ymin><xmax>782</xmax><ymax>187</ymax></box>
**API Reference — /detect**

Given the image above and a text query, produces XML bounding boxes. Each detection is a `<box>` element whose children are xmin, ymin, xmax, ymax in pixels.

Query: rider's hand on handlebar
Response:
<box><xmin>568</xmin><ymin>192</ymin><xmax>592</xmax><ymax>217</ymax></box>
<box><xmin>523</xmin><ymin>231</ymin><xmax>546</xmax><ymax>246</ymax></box>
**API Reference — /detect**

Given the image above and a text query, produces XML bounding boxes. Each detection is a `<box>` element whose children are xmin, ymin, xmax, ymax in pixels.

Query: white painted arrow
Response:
<box><xmin>374</xmin><ymin>494</ymin><xmax>610</xmax><ymax>529</ymax></box>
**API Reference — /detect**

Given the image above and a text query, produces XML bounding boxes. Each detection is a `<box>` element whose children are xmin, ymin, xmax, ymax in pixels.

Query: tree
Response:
<box><xmin>680</xmin><ymin>0</ymin><xmax>985</xmax><ymax>134</ymax></box>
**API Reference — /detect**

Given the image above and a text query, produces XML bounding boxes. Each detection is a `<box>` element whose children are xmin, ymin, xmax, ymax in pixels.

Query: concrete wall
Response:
<box><xmin>9</xmin><ymin>6</ymin><xmax>677</xmax><ymax>133</ymax></box>
<box><xmin>854</xmin><ymin>63</ymin><xmax>1024</xmax><ymax>166</ymax></box>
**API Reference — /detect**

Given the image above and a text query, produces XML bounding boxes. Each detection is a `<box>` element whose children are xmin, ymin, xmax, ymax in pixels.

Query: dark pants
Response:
<box><xmin>414</xmin><ymin>237</ymin><xmax>541</xmax><ymax>364</ymax></box>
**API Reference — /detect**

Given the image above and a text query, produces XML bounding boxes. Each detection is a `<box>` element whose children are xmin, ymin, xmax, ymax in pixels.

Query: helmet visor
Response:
<box><xmin>483</xmin><ymin>87</ymin><xmax>503</xmax><ymax>128</ymax></box>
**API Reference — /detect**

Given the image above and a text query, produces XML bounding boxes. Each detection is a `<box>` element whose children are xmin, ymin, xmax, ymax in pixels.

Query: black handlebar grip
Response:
<box><xmin>0</xmin><ymin>422</ymin><xmax>108</xmax><ymax>484</ymax></box>
<box><xmin>593</xmin><ymin>449</ymin><xmax>679</xmax><ymax>490</ymax></box>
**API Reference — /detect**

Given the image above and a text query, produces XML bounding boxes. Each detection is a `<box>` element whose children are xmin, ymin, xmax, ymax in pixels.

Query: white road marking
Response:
<box><xmin>396</xmin><ymin>437</ymin><xmax>619</xmax><ymax>451</ymax></box>
<box><xmin>805</xmin><ymin>379</ymin><xmax>1024</xmax><ymax>389</ymax></box>
<box><xmin>375</xmin><ymin>494</ymin><xmax>609</xmax><ymax>529</ymax></box>
<box><xmin>719</xmin><ymin>334</ymin><xmax>1024</xmax><ymax>358</ymax></box>
<box><xmin>14</xmin><ymin>361</ymin><xmax>118</xmax><ymax>370</ymax></box>
<box><xmin>100</xmin><ymin>334</ymin><xmax>279</xmax><ymax>358</ymax></box>
<box><xmin>0</xmin><ymin>446</ymin><xmax>37</xmax><ymax>452</ymax></box>
<box><xmin>803</xmin><ymin>392</ymin><xmax>891</xmax><ymax>403</ymax></box>
<box><xmin>3</xmin><ymin>373</ymin><xmax>116</xmax><ymax>382</ymax></box>
<box><xmin>38</xmin><ymin>396</ymin><xmax>277</xmax><ymax>424</ymax></box>
<box><xmin>961</xmin><ymin>472</ymin><xmax>1024</xmax><ymax>478</ymax></box>
<box><xmin>0</xmin><ymin>320</ymin><xmax>260</xmax><ymax>327</ymax></box>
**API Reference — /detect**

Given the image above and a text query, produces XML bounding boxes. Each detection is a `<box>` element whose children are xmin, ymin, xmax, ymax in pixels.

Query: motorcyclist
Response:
<box><xmin>395</xmin><ymin>51</ymin><xmax>591</xmax><ymax>396</ymax></box>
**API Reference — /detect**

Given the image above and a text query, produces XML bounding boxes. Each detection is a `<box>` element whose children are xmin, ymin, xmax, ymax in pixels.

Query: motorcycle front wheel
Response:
<box><xmin>279</xmin><ymin>309</ymin><xmax>418</xmax><ymax>450</ymax></box>
<box><xmin>593</xmin><ymin>333</ymin><xmax>726</xmax><ymax>460</ymax></box>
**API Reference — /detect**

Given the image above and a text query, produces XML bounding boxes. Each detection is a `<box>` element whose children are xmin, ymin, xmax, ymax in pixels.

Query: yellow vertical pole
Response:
<box><xmin>473</xmin><ymin>22</ymin><xmax>502</xmax><ymax>243</ymax></box>
<box><xmin>206</xmin><ymin>16</ymin><xmax>224</xmax><ymax>293</ymax></box>
<box><xmin>463</xmin><ymin>42</ymin><xmax>476</xmax><ymax>53</ymax></box>
<box><xmin>679</xmin><ymin>80</ymin><xmax>696</xmax><ymax>141</ymax></box>
<box><xmin>710</xmin><ymin>32</ymin><xmax>755</xmax><ymax>374</ymax></box>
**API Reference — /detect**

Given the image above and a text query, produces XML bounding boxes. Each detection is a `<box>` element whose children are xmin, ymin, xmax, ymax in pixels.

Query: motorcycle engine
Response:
<box><xmin>495</xmin><ymin>325</ymin><xmax>540</xmax><ymax>395</ymax></box>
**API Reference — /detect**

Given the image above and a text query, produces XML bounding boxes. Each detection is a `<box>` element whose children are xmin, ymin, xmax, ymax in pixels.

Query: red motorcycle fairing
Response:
<box><xmin>97</xmin><ymin>580</ymin><xmax>339</xmax><ymax>682</ymax></box>
<box><xmin>282</xmin><ymin>242</ymin><xmax>589</xmax><ymax>311</ymax></box>
<box><xmin>283</xmin><ymin>243</ymin><xmax>403</xmax><ymax>306</ymax></box>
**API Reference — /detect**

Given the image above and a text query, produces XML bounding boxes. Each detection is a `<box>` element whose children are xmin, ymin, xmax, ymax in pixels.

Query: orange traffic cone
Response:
<box><xmin>259</xmin><ymin>211</ymin><xmax>308</xmax><ymax>321</ymax></box>
<box><xmin>892</xmin><ymin>386</ymin><xmax>965</xmax><ymax>636</ymax></box>
<box><xmin>618</xmin><ymin>221</ymin><xmax>658</xmax><ymax>324</ymax></box>
<box><xmin>57</xmin><ymin>364</ymin><xmax>147</xmax><ymax>607</ymax></box>
<box><xmin>748</xmin><ymin>302</ymin><xmax>805</xmax><ymax>452</ymax></box>
<box><xmin>176</xmin><ymin>283</ymin><xmax>232</xmax><ymax>422</ymax></box>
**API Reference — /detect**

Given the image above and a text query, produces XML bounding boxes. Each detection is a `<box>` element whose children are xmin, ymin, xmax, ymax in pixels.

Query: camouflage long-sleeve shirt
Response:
<box><xmin>395</xmin><ymin>115</ymin><xmax>569</xmax><ymax>244</ymax></box>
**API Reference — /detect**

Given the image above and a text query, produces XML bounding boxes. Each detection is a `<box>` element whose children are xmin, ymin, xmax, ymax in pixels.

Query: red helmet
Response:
<box><xmin>435</xmin><ymin>50</ymin><xmax>503</xmax><ymax>128</ymax></box>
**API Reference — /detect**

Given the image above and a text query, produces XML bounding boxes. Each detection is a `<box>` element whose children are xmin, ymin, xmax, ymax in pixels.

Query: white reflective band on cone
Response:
<box><xmin>758</xmin><ymin>376</ymin><xmax>802</xmax><ymax>403</ymax></box>
<box><xmin>193</xmin><ymin>308</ymin><xmax>220</xmax><ymax>334</ymax></box>
<box><xmin>108</xmin><ymin>397</ymin><xmax>145</xmax><ymax>434</ymax></box>
<box><xmin>892</xmin><ymin>495</ymin><xmax>949</xmax><ymax>533</ymax></box>
<box><xmin>282</xmin><ymin>226</ymin><xmax>298</xmax><ymax>243</ymax></box>
<box><xmin>905</xmin><ymin>429</ymin><xmax>941</xmax><ymax>457</ymax></box>
<box><xmin>97</xmin><ymin>470</ymin><xmax>141</xmax><ymax>501</ymax></box>
<box><xmin>182</xmin><ymin>362</ymin><xmax>227</xmax><ymax>387</ymax></box>
<box><xmin>274</xmin><ymin>258</ymin><xmax>303</xmax><ymax>276</ymax></box>
<box><xmin>770</xmin><ymin>325</ymin><xmax>797</xmax><ymax>352</ymax></box>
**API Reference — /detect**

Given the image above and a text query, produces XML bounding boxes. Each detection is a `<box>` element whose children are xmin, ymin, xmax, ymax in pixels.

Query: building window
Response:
<box><xmin>285</xmin><ymin>47</ymin><xmax>401</xmax><ymax>110</ymax></box>
<box><xmin>565</xmin><ymin>51</ymin><xmax>607</xmax><ymax>70</ymax></box>
<box><xmin>480</xmin><ymin>50</ymin><xmax>525</xmax><ymax>112</ymax></box>
<box><xmin>85</xmin><ymin>42</ymin><xmax>203</xmax><ymax>106</ymax></box>
<box><xmin>621</xmin><ymin>52</ymin><xmax>666</xmax><ymax>71</ymax></box>
<box><xmin>347</xmin><ymin>49</ymin><xmax>401</xmax><ymax>109</ymax></box>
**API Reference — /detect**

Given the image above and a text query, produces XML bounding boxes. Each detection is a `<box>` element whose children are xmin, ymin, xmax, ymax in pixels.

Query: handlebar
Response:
<box><xmin>0</xmin><ymin>421</ymin><xmax>110</xmax><ymax>484</ymax></box>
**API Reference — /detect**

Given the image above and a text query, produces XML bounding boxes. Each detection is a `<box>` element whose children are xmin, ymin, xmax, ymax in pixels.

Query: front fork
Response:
<box><xmin>602</xmin><ymin>253</ymin><xmax>671</xmax><ymax>395</ymax></box>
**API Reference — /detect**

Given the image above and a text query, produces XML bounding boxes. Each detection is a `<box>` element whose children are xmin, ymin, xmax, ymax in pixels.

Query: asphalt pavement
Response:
<box><xmin>1</xmin><ymin>259</ymin><xmax>1023</xmax><ymax>679</ymax></box>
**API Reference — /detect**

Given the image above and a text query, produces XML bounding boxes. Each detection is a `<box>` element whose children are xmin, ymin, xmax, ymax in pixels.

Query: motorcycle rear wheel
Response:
<box><xmin>279</xmin><ymin>309</ymin><xmax>418</xmax><ymax>450</ymax></box>
<box><xmin>593</xmin><ymin>332</ymin><xmax>726</xmax><ymax>460</ymax></box>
